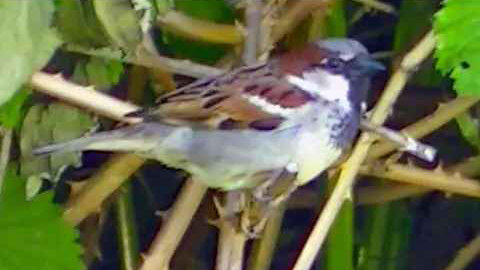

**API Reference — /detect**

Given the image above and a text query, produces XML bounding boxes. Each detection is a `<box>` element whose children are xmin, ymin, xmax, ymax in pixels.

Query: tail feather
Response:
<box><xmin>32</xmin><ymin>123</ymin><xmax>170</xmax><ymax>156</ymax></box>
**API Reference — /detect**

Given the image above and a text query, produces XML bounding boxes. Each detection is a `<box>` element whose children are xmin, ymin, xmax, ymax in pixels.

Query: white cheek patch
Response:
<box><xmin>286</xmin><ymin>71</ymin><xmax>351</xmax><ymax>111</ymax></box>
<box><xmin>243</xmin><ymin>94</ymin><xmax>295</xmax><ymax>116</ymax></box>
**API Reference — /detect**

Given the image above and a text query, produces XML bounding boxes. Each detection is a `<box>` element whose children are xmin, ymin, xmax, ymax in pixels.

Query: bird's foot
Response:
<box><xmin>241</xmin><ymin>182</ymin><xmax>298</xmax><ymax>238</ymax></box>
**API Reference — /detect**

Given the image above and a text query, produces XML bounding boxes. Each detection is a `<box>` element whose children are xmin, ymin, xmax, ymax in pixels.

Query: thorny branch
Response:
<box><xmin>140</xmin><ymin>180</ymin><xmax>208</xmax><ymax>270</ymax></box>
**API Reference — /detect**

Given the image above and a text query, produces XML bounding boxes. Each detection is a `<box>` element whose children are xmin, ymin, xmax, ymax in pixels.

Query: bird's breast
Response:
<box><xmin>294</xmin><ymin>104</ymin><xmax>359</xmax><ymax>185</ymax></box>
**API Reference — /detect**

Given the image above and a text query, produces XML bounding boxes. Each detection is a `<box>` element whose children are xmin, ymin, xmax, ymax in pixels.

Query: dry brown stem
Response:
<box><xmin>64</xmin><ymin>154</ymin><xmax>145</xmax><ymax>225</ymax></box>
<box><xmin>367</xmin><ymin>97</ymin><xmax>479</xmax><ymax>161</ymax></box>
<box><xmin>352</xmin><ymin>0</ymin><xmax>396</xmax><ymax>14</ymax></box>
<box><xmin>445</xmin><ymin>234</ymin><xmax>480</xmax><ymax>270</ymax></box>
<box><xmin>157</xmin><ymin>11</ymin><xmax>243</xmax><ymax>45</ymax></box>
<box><xmin>215</xmin><ymin>192</ymin><xmax>248</xmax><ymax>270</ymax></box>
<box><xmin>360</xmin><ymin>163</ymin><xmax>480</xmax><ymax>199</ymax></box>
<box><xmin>140</xmin><ymin>180</ymin><xmax>208</xmax><ymax>270</ymax></box>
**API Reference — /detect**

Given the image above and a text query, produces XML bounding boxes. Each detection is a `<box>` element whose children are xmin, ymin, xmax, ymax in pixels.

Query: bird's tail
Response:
<box><xmin>33</xmin><ymin>123</ymin><xmax>172</xmax><ymax>156</ymax></box>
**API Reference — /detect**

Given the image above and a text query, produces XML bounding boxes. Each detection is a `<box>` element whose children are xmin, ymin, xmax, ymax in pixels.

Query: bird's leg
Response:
<box><xmin>240</xmin><ymin>170</ymin><xmax>298</xmax><ymax>237</ymax></box>
<box><xmin>252</xmin><ymin>169</ymin><xmax>286</xmax><ymax>203</ymax></box>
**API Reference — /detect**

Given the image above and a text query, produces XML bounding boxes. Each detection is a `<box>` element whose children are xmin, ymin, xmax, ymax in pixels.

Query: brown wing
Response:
<box><xmin>126</xmin><ymin>61</ymin><xmax>315</xmax><ymax>130</ymax></box>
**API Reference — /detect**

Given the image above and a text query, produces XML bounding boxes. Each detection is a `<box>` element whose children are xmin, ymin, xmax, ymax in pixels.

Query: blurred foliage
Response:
<box><xmin>0</xmin><ymin>0</ymin><xmax>60</xmax><ymax>106</ymax></box>
<box><xmin>0</xmin><ymin>167</ymin><xmax>84</xmax><ymax>270</ymax></box>
<box><xmin>20</xmin><ymin>104</ymin><xmax>95</xmax><ymax>188</ymax></box>
<box><xmin>93</xmin><ymin>0</ymin><xmax>142</xmax><ymax>52</ymax></box>
<box><xmin>0</xmin><ymin>87</ymin><xmax>30</xmax><ymax>129</ymax></box>
<box><xmin>55</xmin><ymin>0</ymin><xmax>110</xmax><ymax>48</ymax></box>
<box><xmin>73</xmin><ymin>57</ymin><xmax>124</xmax><ymax>91</ymax></box>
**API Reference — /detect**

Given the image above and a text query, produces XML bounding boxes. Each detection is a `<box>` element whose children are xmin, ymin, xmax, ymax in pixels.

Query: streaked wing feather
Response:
<box><xmin>126</xmin><ymin>61</ymin><xmax>315</xmax><ymax>130</ymax></box>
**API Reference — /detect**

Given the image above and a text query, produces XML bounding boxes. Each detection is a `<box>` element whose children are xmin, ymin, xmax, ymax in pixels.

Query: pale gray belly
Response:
<box><xmin>148</xmin><ymin>127</ymin><xmax>298</xmax><ymax>189</ymax></box>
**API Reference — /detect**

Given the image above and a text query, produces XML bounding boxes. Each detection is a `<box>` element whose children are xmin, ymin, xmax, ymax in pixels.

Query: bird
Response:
<box><xmin>34</xmin><ymin>38</ymin><xmax>383</xmax><ymax>203</ymax></box>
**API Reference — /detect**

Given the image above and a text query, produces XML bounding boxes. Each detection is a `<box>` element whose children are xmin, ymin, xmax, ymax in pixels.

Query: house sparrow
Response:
<box><xmin>34</xmin><ymin>38</ymin><xmax>383</xmax><ymax>200</ymax></box>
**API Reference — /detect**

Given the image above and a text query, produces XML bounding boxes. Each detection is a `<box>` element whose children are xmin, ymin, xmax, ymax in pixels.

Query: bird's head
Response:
<box><xmin>281</xmin><ymin>38</ymin><xmax>384</xmax><ymax>111</ymax></box>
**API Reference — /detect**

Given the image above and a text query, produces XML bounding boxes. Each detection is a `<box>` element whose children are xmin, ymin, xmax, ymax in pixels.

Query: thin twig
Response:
<box><xmin>115</xmin><ymin>183</ymin><xmax>140</xmax><ymax>270</ymax></box>
<box><xmin>271</xmin><ymin>0</ymin><xmax>332</xmax><ymax>44</ymax></box>
<box><xmin>65</xmin><ymin>45</ymin><xmax>224</xmax><ymax>78</ymax></box>
<box><xmin>64</xmin><ymin>154</ymin><xmax>145</xmax><ymax>225</ymax></box>
<box><xmin>140</xmin><ymin>180</ymin><xmax>208</xmax><ymax>270</ymax></box>
<box><xmin>215</xmin><ymin>192</ymin><xmax>248</xmax><ymax>270</ymax></box>
<box><xmin>352</xmin><ymin>0</ymin><xmax>396</xmax><ymax>14</ymax></box>
<box><xmin>356</xmin><ymin>183</ymin><xmax>430</xmax><ymax>205</ymax></box>
<box><xmin>292</xmin><ymin>30</ymin><xmax>436</xmax><ymax>270</ymax></box>
<box><xmin>360</xmin><ymin>120</ymin><xmax>436</xmax><ymax>162</ymax></box>
<box><xmin>357</xmin><ymin>155</ymin><xmax>480</xmax><ymax>205</ymax></box>
<box><xmin>367</xmin><ymin>97</ymin><xmax>479</xmax><ymax>161</ymax></box>
<box><xmin>243</xmin><ymin>0</ymin><xmax>262</xmax><ymax>65</ymax></box>
<box><xmin>157</xmin><ymin>11</ymin><xmax>243</xmax><ymax>45</ymax></box>
<box><xmin>445</xmin><ymin>234</ymin><xmax>480</xmax><ymax>270</ymax></box>
<box><xmin>259</xmin><ymin>0</ymin><xmax>333</xmax><ymax>59</ymax></box>
<box><xmin>30</xmin><ymin>72</ymin><xmax>140</xmax><ymax>124</ymax></box>
<box><xmin>0</xmin><ymin>128</ymin><xmax>12</xmax><ymax>194</ymax></box>
<box><xmin>360</xmin><ymin>162</ymin><xmax>480</xmax><ymax>199</ymax></box>
<box><xmin>247</xmin><ymin>202</ymin><xmax>287</xmax><ymax>270</ymax></box>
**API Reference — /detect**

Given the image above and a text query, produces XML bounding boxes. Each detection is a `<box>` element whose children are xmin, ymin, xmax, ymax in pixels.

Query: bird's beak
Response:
<box><xmin>354</xmin><ymin>53</ymin><xmax>385</xmax><ymax>75</ymax></box>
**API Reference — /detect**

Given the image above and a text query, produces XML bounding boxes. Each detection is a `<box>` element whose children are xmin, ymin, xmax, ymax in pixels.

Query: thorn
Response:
<box><xmin>86</xmin><ymin>85</ymin><xmax>97</xmax><ymax>91</ymax></box>
<box><xmin>213</xmin><ymin>195</ymin><xmax>226</xmax><ymax>217</ymax></box>
<box><xmin>154</xmin><ymin>209</ymin><xmax>171</xmax><ymax>219</ymax></box>
<box><xmin>234</xmin><ymin>20</ymin><xmax>247</xmax><ymax>36</ymax></box>
<box><xmin>434</xmin><ymin>162</ymin><xmax>445</xmax><ymax>173</ymax></box>
<box><xmin>437</xmin><ymin>102</ymin><xmax>448</xmax><ymax>110</ymax></box>
<box><xmin>453</xmin><ymin>171</ymin><xmax>463</xmax><ymax>179</ymax></box>
<box><xmin>406</xmin><ymin>158</ymin><xmax>415</xmax><ymax>167</ymax></box>
<box><xmin>207</xmin><ymin>218</ymin><xmax>221</xmax><ymax>228</ymax></box>
<box><xmin>385</xmin><ymin>152</ymin><xmax>402</xmax><ymax>165</ymax></box>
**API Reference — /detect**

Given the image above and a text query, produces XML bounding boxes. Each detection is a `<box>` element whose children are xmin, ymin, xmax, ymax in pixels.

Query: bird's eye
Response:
<box><xmin>324</xmin><ymin>58</ymin><xmax>345</xmax><ymax>73</ymax></box>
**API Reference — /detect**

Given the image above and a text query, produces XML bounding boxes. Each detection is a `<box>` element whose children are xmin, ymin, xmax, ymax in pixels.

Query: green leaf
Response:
<box><xmin>434</xmin><ymin>0</ymin><xmax>480</xmax><ymax>96</ymax></box>
<box><xmin>0</xmin><ymin>0</ymin><xmax>61</xmax><ymax>106</ymax></box>
<box><xmin>357</xmin><ymin>202</ymin><xmax>412</xmax><ymax>270</ymax></box>
<box><xmin>20</xmin><ymin>104</ymin><xmax>95</xmax><ymax>183</ymax></box>
<box><xmin>85</xmin><ymin>57</ymin><xmax>124</xmax><ymax>90</ymax></box>
<box><xmin>324</xmin><ymin>0</ymin><xmax>347</xmax><ymax>38</ymax></box>
<box><xmin>93</xmin><ymin>0</ymin><xmax>142</xmax><ymax>52</ymax></box>
<box><xmin>0</xmin><ymin>87</ymin><xmax>30</xmax><ymax>128</ymax></box>
<box><xmin>54</xmin><ymin>0</ymin><xmax>110</xmax><ymax>48</ymax></box>
<box><xmin>71</xmin><ymin>57</ymin><xmax>124</xmax><ymax>91</ymax></box>
<box><xmin>326</xmin><ymin>201</ymin><xmax>353</xmax><ymax>270</ymax></box>
<box><xmin>0</xmin><ymin>168</ymin><xmax>84</xmax><ymax>270</ymax></box>
<box><xmin>456</xmin><ymin>112</ymin><xmax>480</xmax><ymax>150</ymax></box>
